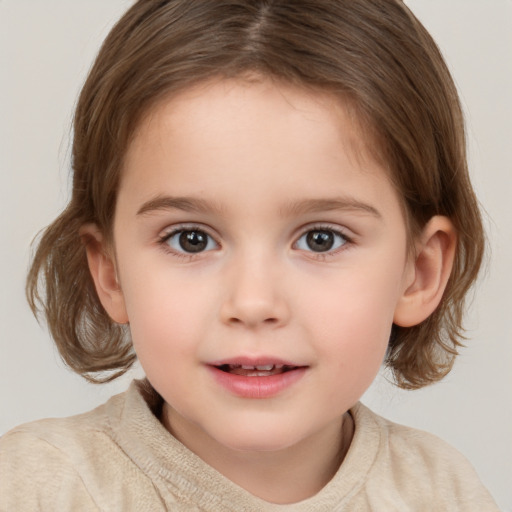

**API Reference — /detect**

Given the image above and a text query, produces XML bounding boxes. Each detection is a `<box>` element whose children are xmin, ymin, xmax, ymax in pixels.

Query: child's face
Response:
<box><xmin>111</xmin><ymin>79</ymin><xmax>414</xmax><ymax>454</ymax></box>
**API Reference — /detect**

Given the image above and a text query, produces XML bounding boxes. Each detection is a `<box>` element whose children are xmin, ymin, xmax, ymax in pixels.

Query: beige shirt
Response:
<box><xmin>0</xmin><ymin>380</ymin><xmax>500</xmax><ymax>511</ymax></box>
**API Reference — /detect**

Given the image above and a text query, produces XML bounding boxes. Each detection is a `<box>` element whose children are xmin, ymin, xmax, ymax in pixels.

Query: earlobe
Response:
<box><xmin>80</xmin><ymin>224</ymin><xmax>129</xmax><ymax>324</ymax></box>
<box><xmin>393</xmin><ymin>216</ymin><xmax>457</xmax><ymax>328</ymax></box>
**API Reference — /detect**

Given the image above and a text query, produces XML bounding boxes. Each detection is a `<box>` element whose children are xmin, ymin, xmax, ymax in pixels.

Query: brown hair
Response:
<box><xmin>27</xmin><ymin>0</ymin><xmax>484</xmax><ymax>388</ymax></box>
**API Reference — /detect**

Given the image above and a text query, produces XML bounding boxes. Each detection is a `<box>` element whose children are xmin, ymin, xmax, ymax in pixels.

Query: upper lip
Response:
<box><xmin>208</xmin><ymin>356</ymin><xmax>305</xmax><ymax>368</ymax></box>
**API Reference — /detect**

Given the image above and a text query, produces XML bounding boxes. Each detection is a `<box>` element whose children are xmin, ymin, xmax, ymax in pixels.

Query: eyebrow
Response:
<box><xmin>136</xmin><ymin>195</ymin><xmax>381</xmax><ymax>218</ymax></box>
<box><xmin>281</xmin><ymin>198</ymin><xmax>382</xmax><ymax>218</ymax></box>
<box><xmin>137</xmin><ymin>195</ymin><xmax>224</xmax><ymax>216</ymax></box>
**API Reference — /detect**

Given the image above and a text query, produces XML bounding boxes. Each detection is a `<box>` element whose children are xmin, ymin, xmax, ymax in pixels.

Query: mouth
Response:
<box><xmin>215</xmin><ymin>364</ymin><xmax>299</xmax><ymax>377</ymax></box>
<box><xmin>208</xmin><ymin>360</ymin><xmax>308</xmax><ymax>398</ymax></box>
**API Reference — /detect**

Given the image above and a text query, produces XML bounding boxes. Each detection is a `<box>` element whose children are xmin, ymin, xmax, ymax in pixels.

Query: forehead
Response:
<box><xmin>118</xmin><ymin>77</ymin><xmax>400</xmax><ymax>220</ymax></box>
<box><xmin>125</xmin><ymin>77</ymin><xmax>384</xmax><ymax>175</ymax></box>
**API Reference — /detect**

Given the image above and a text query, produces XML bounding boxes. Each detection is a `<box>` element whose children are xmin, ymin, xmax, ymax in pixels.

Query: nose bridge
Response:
<box><xmin>220</xmin><ymin>245</ymin><xmax>289</xmax><ymax>328</ymax></box>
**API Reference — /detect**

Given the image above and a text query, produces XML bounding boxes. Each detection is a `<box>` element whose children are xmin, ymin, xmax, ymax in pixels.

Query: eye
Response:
<box><xmin>163</xmin><ymin>229</ymin><xmax>218</xmax><ymax>254</ymax></box>
<box><xmin>295</xmin><ymin>228</ymin><xmax>348</xmax><ymax>253</ymax></box>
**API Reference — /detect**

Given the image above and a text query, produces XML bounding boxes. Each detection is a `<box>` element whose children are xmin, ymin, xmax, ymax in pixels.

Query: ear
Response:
<box><xmin>80</xmin><ymin>224</ymin><xmax>129</xmax><ymax>324</ymax></box>
<box><xmin>393</xmin><ymin>216</ymin><xmax>457</xmax><ymax>327</ymax></box>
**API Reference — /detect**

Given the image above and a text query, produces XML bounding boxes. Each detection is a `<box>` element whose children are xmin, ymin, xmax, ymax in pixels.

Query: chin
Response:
<box><xmin>212</xmin><ymin>422</ymin><xmax>305</xmax><ymax>454</ymax></box>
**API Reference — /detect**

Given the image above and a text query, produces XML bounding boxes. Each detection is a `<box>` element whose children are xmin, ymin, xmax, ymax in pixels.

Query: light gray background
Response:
<box><xmin>1</xmin><ymin>1</ymin><xmax>511</xmax><ymax>509</ymax></box>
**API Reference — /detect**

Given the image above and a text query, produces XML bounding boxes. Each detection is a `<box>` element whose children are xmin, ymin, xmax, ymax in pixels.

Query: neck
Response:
<box><xmin>161</xmin><ymin>407</ymin><xmax>354</xmax><ymax>504</ymax></box>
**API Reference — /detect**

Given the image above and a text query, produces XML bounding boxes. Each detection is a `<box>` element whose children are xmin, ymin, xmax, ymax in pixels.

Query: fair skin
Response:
<box><xmin>84</xmin><ymin>78</ymin><xmax>456</xmax><ymax>504</ymax></box>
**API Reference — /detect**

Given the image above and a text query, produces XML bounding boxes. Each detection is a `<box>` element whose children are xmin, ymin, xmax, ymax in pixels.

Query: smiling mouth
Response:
<box><xmin>216</xmin><ymin>364</ymin><xmax>299</xmax><ymax>377</ymax></box>
<box><xmin>209</xmin><ymin>362</ymin><xmax>308</xmax><ymax>398</ymax></box>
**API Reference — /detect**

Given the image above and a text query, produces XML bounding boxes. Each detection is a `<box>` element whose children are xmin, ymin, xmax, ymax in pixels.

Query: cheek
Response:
<box><xmin>312</xmin><ymin>297</ymin><xmax>392</xmax><ymax>404</ymax></box>
<box><xmin>125</xmin><ymin>291</ymin><xmax>207</xmax><ymax>393</ymax></box>
<box><xmin>307</xmin><ymin>264</ymin><xmax>402</xmax><ymax>339</ymax></box>
<box><xmin>119</xmin><ymin>268</ymin><xmax>214</xmax><ymax>362</ymax></box>
<box><xmin>303</xmin><ymin>261</ymin><xmax>404</xmax><ymax>382</ymax></box>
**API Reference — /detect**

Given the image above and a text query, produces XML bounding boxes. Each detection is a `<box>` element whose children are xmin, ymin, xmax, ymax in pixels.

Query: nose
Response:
<box><xmin>219</xmin><ymin>253</ymin><xmax>290</xmax><ymax>329</ymax></box>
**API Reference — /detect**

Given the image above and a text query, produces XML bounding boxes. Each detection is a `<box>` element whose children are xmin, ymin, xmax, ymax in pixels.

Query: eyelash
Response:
<box><xmin>157</xmin><ymin>224</ymin><xmax>353</xmax><ymax>260</ymax></box>
<box><xmin>157</xmin><ymin>225</ymin><xmax>219</xmax><ymax>260</ymax></box>
<box><xmin>294</xmin><ymin>224</ymin><xmax>353</xmax><ymax>259</ymax></box>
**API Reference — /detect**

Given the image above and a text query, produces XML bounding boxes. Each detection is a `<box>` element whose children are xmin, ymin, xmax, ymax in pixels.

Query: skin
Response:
<box><xmin>85</xmin><ymin>78</ymin><xmax>456</xmax><ymax>504</ymax></box>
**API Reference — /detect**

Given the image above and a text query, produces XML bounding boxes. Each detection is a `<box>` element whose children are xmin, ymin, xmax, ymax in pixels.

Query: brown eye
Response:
<box><xmin>165</xmin><ymin>229</ymin><xmax>217</xmax><ymax>253</ymax></box>
<box><xmin>306</xmin><ymin>231</ymin><xmax>334</xmax><ymax>252</ymax></box>
<box><xmin>179</xmin><ymin>231</ymin><xmax>208</xmax><ymax>252</ymax></box>
<box><xmin>296</xmin><ymin>229</ymin><xmax>347</xmax><ymax>253</ymax></box>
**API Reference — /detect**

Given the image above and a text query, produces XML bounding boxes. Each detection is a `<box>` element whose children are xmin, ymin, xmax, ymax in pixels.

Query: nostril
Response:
<box><xmin>226</xmin><ymin>315</ymin><xmax>279</xmax><ymax>327</ymax></box>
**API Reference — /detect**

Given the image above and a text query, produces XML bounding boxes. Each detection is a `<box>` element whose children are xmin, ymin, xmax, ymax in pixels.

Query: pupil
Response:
<box><xmin>307</xmin><ymin>231</ymin><xmax>334</xmax><ymax>252</ymax></box>
<box><xmin>179</xmin><ymin>231</ymin><xmax>207</xmax><ymax>253</ymax></box>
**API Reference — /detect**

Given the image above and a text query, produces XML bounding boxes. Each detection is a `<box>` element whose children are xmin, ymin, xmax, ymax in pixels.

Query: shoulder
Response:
<box><xmin>0</xmin><ymin>382</ymin><xmax>169</xmax><ymax>511</ymax></box>
<box><xmin>361</xmin><ymin>404</ymin><xmax>467</xmax><ymax>467</ymax></box>
<box><xmin>350</xmin><ymin>403</ymin><xmax>500</xmax><ymax>511</ymax></box>
<box><xmin>1</xmin><ymin>389</ymin><xmax>123</xmax><ymax>465</ymax></box>
<box><xmin>0</xmin><ymin>415</ymin><xmax>104</xmax><ymax>511</ymax></box>
<box><xmin>0</xmin><ymin>391</ymin><xmax>128</xmax><ymax>511</ymax></box>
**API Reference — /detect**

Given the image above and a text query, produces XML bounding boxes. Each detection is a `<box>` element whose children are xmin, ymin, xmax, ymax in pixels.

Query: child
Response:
<box><xmin>0</xmin><ymin>0</ymin><xmax>501</xmax><ymax>509</ymax></box>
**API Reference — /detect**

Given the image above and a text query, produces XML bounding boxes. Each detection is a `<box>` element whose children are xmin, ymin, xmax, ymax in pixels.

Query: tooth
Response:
<box><xmin>241</xmin><ymin>365</ymin><xmax>255</xmax><ymax>370</ymax></box>
<box><xmin>256</xmin><ymin>365</ymin><xmax>274</xmax><ymax>371</ymax></box>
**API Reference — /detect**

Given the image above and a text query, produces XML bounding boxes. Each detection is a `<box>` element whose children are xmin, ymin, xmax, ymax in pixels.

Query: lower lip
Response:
<box><xmin>207</xmin><ymin>366</ymin><xmax>307</xmax><ymax>399</ymax></box>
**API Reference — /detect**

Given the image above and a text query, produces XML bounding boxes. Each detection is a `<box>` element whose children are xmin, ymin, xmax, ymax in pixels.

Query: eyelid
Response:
<box><xmin>158</xmin><ymin>222</ymin><xmax>218</xmax><ymax>240</ymax></box>
<box><xmin>294</xmin><ymin>223</ymin><xmax>354</xmax><ymax>240</ymax></box>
